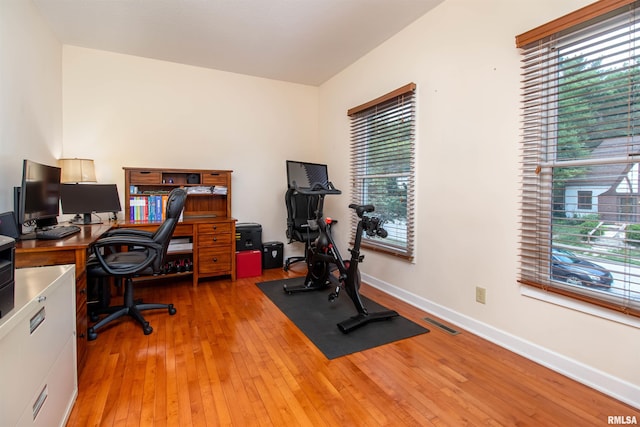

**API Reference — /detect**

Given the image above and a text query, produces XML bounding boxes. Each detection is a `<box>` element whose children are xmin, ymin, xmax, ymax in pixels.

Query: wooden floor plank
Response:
<box><xmin>67</xmin><ymin>268</ymin><xmax>639</xmax><ymax>426</ymax></box>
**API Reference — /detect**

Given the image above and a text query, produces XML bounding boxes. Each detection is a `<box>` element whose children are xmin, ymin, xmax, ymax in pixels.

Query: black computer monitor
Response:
<box><xmin>60</xmin><ymin>184</ymin><xmax>122</xmax><ymax>224</ymax></box>
<box><xmin>286</xmin><ymin>160</ymin><xmax>329</xmax><ymax>190</ymax></box>
<box><xmin>15</xmin><ymin>159</ymin><xmax>61</xmax><ymax>229</ymax></box>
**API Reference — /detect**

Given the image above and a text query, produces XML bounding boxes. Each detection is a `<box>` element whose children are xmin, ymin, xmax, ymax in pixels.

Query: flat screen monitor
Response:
<box><xmin>60</xmin><ymin>184</ymin><xmax>122</xmax><ymax>224</ymax></box>
<box><xmin>286</xmin><ymin>160</ymin><xmax>329</xmax><ymax>190</ymax></box>
<box><xmin>16</xmin><ymin>159</ymin><xmax>61</xmax><ymax>228</ymax></box>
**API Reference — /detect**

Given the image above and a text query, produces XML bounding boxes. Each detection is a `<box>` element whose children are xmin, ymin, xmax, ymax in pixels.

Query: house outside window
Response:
<box><xmin>347</xmin><ymin>83</ymin><xmax>416</xmax><ymax>260</ymax></box>
<box><xmin>517</xmin><ymin>1</ymin><xmax>640</xmax><ymax>317</ymax></box>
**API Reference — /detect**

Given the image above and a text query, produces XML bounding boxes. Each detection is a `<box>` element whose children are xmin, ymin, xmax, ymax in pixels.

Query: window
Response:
<box><xmin>619</xmin><ymin>196</ymin><xmax>638</xmax><ymax>222</ymax></box>
<box><xmin>577</xmin><ymin>191</ymin><xmax>593</xmax><ymax>210</ymax></box>
<box><xmin>517</xmin><ymin>0</ymin><xmax>640</xmax><ymax>317</ymax></box>
<box><xmin>347</xmin><ymin>83</ymin><xmax>416</xmax><ymax>260</ymax></box>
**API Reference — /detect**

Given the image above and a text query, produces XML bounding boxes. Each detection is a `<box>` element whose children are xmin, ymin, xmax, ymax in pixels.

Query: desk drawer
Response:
<box><xmin>201</xmin><ymin>173</ymin><xmax>228</xmax><ymax>186</ymax></box>
<box><xmin>117</xmin><ymin>223</ymin><xmax>192</xmax><ymax>237</ymax></box>
<box><xmin>22</xmin><ymin>282</ymin><xmax>75</xmax><ymax>398</ymax></box>
<box><xmin>0</xmin><ymin>270</ymin><xmax>75</xmax><ymax>427</ymax></box>
<box><xmin>174</xmin><ymin>223</ymin><xmax>193</xmax><ymax>237</ymax></box>
<box><xmin>198</xmin><ymin>248</ymin><xmax>231</xmax><ymax>275</ymax></box>
<box><xmin>197</xmin><ymin>222</ymin><xmax>232</xmax><ymax>234</ymax></box>
<box><xmin>18</xmin><ymin>337</ymin><xmax>76</xmax><ymax>427</ymax></box>
<box><xmin>129</xmin><ymin>170</ymin><xmax>161</xmax><ymax>184</ymax></box>
<box><xmin>15</xmin><ymin>251</ymin><xmax>76</xmax><ymax>269</ymax></box>
<box><xmin>198</xmin><ymin>232</ymin><xmax>232</xmax><ymax>247</ymax></box>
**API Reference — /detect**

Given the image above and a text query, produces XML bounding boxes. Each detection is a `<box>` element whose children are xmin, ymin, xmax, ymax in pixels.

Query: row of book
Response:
<box><xmin>129</xmin><ymin>195</ymin><xmax>169</xmax><ymax>221</ymax></box>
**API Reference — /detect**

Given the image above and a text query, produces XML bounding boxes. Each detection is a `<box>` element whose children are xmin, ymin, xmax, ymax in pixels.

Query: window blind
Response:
<box><xmin>348</xmin><ymin>83</ymin><xmax>416</xmax><ymax>260</ymax></box>
<box><xmin>519</xmin><ymin>1</ymin><xmax>640</xmax><ymax>316</ymax></box>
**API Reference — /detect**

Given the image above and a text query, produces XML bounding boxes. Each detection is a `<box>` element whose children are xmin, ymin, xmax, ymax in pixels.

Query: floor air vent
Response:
<box><xmin>423</xmin><ymin>317</ymin><xmax>460</xmax><ymax>335</ymax></box>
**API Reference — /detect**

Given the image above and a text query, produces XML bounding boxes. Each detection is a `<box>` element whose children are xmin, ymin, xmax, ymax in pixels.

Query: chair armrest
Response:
<box><xmin>91</xmin><ymin>235</ymin><xmax>163</xmax><ymax>276</ymax></box>
<box><xmin>101</xmin><ymin>228</ymin><xmax>155</xmax><ymax>239</ymax></box>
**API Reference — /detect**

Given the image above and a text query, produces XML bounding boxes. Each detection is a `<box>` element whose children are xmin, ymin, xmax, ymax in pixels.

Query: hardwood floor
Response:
<box><xmin>67</xmin><ymin>266</ymin><xmax>638</xmax><ymax>426</ymax></box>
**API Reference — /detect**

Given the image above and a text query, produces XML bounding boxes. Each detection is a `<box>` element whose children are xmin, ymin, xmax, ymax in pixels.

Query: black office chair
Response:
<box><xmin>86</xmin><ymin>187</ymin><xmax>187</xmax><ymax>340</ymax></box>
<box><xmin>284</xmin><ymin>188</ymin><xmax>321</xmax><ymax>271</ymax></box>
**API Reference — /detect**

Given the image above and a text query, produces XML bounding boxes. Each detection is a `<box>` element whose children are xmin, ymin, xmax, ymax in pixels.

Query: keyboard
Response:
<box><xmin>36</xmin><ymin>225</ymin><xmax>81</xmax><ymax>240</ymax></box>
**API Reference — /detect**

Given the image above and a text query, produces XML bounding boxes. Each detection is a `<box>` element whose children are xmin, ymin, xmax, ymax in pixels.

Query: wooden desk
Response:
<box><xmin>14</xmin><ymin>223</ymin><xmax>112</xmax><ymax>374</ymax></box>
<box><xmin>114</xmin><ymin>217</ymin><xmax>237</xmax><ymax>286</ymax></box>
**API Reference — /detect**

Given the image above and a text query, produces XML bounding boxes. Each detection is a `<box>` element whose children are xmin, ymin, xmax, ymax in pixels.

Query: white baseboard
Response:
<box><xmin>362</xmin><ymin>273</ymin><xmax>640</xmax><ymax>410</ymax></box>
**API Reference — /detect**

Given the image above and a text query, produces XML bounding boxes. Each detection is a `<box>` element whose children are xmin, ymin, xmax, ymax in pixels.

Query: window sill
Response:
<box><xmin>520</xmin><ymin>285</ymin><xmax>640</xmax><ymax>329</ymax></box>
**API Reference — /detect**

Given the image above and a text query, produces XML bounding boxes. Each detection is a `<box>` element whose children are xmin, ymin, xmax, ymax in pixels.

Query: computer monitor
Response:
<box><xmin>15</xmin><ymin>159</ymin><xmax>61</xmax><ymax>229</ymax></box>
<box><xmin>60</xmin><ymin>184</ymin><xmax>122</xmax><ymax>224</ymax></box>
<box><xmin>286</xmin><ymin>160</ymin><xmax>329</xmax><ymax>190</ymax></box>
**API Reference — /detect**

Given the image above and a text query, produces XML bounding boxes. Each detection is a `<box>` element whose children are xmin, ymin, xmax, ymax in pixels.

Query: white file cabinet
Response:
<box><xmin>0</xmin><ymin>265</ymin><xmax>77</xmax><ymax>427</ymax></box>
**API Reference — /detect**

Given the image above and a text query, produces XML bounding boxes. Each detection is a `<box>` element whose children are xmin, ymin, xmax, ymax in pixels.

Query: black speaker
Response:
<box><xmin>0</xmin><ymin>212</ymin><xmax>19</xmax><ymax>239</ymax></box>
<box><xmin>187</xmin><ymin>174</ymin><xmax>200</xmax><ymax>184</ymax></box>
<box><xmin>0</xmin><ymin>235</ymin><xmax>15</xmax><ymax>318</ymax></box>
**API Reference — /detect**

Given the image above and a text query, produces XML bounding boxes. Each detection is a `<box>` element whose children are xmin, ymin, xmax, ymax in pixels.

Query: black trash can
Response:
<box><xmin>262</xmin><ymin>241</ymin><xmax>283</xmax><ymax>269</ymax></box>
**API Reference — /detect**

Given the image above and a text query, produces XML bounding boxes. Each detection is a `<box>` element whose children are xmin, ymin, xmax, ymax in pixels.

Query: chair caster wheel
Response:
<box><xmin>168</xmin><ymin>304</ymin><xmax>177</xmax><ymax>315</ymax></box>
<box><xmin>88</xmin><ymin>328</ymin><xmax>97</xmax><ymax>341</ymax></box>
<box><xmin>143</xmin><ymin>324</ymin><xmax>153</xmax><ymax>335</ymax></box>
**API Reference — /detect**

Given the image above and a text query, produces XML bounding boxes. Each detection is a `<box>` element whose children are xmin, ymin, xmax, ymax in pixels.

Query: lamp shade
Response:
<box><xmin>59</xmin><ymin>158</ymin><xmax>97</xmax><ymax>183</ymax></box>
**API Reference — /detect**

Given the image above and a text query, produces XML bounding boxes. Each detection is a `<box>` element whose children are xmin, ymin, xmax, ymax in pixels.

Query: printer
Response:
<box><xmin>0</xmin><ymin>235</ymin><xmax>15</xmax><ymax>318</ymax></box>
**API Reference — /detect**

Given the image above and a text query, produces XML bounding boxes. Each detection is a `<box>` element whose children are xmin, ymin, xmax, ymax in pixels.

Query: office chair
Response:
<box><xmin>284</xmin><ymin>188</ymin><xmax>321</xmax><ymax>271</ymax></box>
<box><xmin>86</xmin><ymin>187</ymin><xmax>187</xmax><ymax>340</ymax></box>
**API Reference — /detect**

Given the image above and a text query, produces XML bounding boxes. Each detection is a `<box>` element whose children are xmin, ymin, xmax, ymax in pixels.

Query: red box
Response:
<box><xmin>236</xmin><ymin>250</ymin><xmax>262</xmax><ymax>278</ymax></box>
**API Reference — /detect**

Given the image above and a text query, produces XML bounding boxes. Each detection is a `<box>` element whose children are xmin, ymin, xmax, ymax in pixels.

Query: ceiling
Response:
<box><xmin>32</xmin><ymin>0</ymin><xmax>443</xmax><ymax>86</ymax></box>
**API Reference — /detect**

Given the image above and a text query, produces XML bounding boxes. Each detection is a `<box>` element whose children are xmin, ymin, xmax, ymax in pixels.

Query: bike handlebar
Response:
<box><xmin>348</xmin><ymin>204</ymin><xmax>375</xmax><ymax>218</ymax></box>
<box><xmin>374</xmin><ymin>227</ymin><xmax>388</xmax><ymax>238</ymax></box>
<box><xmin>292</xmin><ymin>181</ymin><xmax>342</xmax><ymax>196</ymax></box>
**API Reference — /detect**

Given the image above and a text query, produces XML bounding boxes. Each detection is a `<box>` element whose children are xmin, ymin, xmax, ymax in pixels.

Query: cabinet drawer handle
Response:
<box><xmin>213</xmin><ymin>237</ymin><xmax>217</xmax><ymax>242</ymax></box>
<box><xmin>30</xmin><ymin>307</ymin><xmax>46</xmax><ymax>334</ymax></box>
<box><xmin>213</xmin><ymin>257</ymin><xmax>218</xmax><ymax>262</ymax></box>
<box><xmin>33</xmin><ymin>384</ymin><xmax>48</xmax><ymax>420</ymax></box>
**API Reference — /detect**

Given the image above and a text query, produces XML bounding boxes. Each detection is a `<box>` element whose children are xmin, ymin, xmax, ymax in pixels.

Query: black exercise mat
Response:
<box><xmin>257</xmin><ymin>277</ymin><xmax>429</xmax><ymax>359</ymax></box>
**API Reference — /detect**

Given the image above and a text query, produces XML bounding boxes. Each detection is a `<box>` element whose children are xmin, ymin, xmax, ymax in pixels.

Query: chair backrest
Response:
<box><xmin>150</xmin><ymin>188</ymin><xmax>187</xmax><ymax>271</ymax></box>
<box><xmin>285</xmin><ymin>188</ymin><xmax>321</xmax><ymax>241</ymax></box>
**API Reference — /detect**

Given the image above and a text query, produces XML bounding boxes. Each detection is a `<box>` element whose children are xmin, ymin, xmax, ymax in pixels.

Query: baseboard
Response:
<box><xmin>362</xmin><ymin>273</ymin><xmax>640</xmax><ymax>410</ymax></box>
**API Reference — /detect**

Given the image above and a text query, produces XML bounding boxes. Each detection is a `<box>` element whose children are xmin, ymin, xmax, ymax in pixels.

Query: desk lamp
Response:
<box><xmin>59</xmin><ymin>158</ymin><xmax>97</xmax><ymax>184</ymax></box>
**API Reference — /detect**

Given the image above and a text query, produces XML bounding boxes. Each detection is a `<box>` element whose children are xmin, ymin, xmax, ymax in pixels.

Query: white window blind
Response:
<box><xmin>518</xmin><ymin>0</ymin><xmax>640</xmax><ymax>317</ymax></box>
<box><xmin>348</xmin><ymin>83</ymin><xmax>416</xmax><ymax>260</ymax></box>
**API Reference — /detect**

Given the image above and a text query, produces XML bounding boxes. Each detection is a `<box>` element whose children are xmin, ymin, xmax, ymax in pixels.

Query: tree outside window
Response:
<box><xmin>348</xmin><ymin>84</ymin><xmax>416</xmax><ymax>260</ymax></box>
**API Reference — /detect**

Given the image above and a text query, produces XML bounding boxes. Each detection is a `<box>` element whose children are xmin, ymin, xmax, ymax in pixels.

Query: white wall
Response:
<box><xmin>62</xmin><ymin>46</ymin><xmax>319</xmax><ymax>246</ymax></box>
<box><xmin>319</xmin><ymin>0</ymin><xmax>640</xmax><ymax>407</ymax></box>
<box><xmin>0</xmin><ymin>0</ymin><xmax>61</xmax><ymax>211</ymax></box>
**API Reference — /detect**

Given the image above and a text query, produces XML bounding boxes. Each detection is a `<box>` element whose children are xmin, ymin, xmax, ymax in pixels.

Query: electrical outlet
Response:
<box><xmin>476</xmin><ymin>286</ymin><xmax>486</xmax><ymax>304</ymax></box>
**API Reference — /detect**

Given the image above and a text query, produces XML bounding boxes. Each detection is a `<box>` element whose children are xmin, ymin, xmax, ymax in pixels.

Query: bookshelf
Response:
<box><xmin>122</xmin><ymin>167</ymin><xmax>236</xmax><ymax>285</ymax></box>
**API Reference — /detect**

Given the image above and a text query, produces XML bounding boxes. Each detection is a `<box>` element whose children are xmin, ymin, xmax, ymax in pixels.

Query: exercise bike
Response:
<box><xmin>283</xmin><ymin>181</ymin><xmax>340</xmax><ymax>293</ymax></box>
<box><xmin>284</xmin><ymin>182</ymin><xmax>399</xmax><ymax>333</ymax></box>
